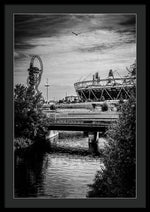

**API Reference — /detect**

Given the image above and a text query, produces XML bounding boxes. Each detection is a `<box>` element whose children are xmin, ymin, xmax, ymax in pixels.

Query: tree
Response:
<box><xmin>14</xmin><ymin>84</ymin><xmax>49</xmax><ymax>141</ymax></box>
<box><xmin>87</xmin><ymin>88</ymin><xmax>136</xmax><ymax>197</ymax></box>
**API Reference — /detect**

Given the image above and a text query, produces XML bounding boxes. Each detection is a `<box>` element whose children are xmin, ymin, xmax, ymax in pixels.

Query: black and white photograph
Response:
<box><xmin>14</xmin><ymin>13</ymin><xmax>136</xmax><ymax>199</ymax></box>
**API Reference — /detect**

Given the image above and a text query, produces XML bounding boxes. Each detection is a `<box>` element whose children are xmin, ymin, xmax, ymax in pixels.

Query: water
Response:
<box><xmin>14</xmin><ymin>132</ymin><xmax>105</xmax><ymax>198</ymax></box>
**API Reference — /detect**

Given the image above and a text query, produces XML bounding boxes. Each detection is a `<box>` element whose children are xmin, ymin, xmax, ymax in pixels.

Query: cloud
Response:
<box><xmin>78</xmin><ymin>43</ymin><xmax>115</xmax><ymax>53</ymax></box>
<box><xmin>14</xmin><ymin>51</ymin><xmax>29</xmax><ymax>60</ymax></box>
<box><xmin>119</xmin><ymin>15</ymin><xmax>136</xmax><ymax>26</ymax></box>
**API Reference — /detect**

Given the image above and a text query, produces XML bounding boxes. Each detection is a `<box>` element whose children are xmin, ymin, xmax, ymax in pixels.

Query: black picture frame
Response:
<box><xmin>4</xmin><ymin>4</ymin><xmax>146</xmax><ymax>208</ymax></box>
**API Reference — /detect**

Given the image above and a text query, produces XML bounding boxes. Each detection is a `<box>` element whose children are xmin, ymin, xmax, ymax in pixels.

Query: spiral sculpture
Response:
<box><xmin>27</xmin><ymin>55</ymin><xmax>43</xmax><ymax>94</ymax></box>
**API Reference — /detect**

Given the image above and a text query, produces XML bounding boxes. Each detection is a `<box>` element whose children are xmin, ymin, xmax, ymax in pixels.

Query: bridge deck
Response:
<box><xmin>46</xmin><ymin>111</ymin><xmax>120</xmax><ymax>131</ymax></box>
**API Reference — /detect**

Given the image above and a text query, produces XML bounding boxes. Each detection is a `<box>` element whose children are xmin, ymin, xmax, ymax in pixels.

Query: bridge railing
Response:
<box><xmin>47</xmin><ymin>111</ymin><xmax>120</xmax><ymax>127</ymax></box>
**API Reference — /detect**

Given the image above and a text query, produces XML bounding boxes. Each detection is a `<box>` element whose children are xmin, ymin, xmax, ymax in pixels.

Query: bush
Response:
<box><xmin>87</xmin><ymin>90</ymin><xmax>136</xmax><ymax>197</ymax></box>
<box><xmin>14</xmin><ymin>137</ymin><xmax>33</xmax><ymax>150</ymax></box>
<box><xmin>50</xmin><ymin>104</ymin><xmax>56</xmax><ymax>110</ymax></box>
<box><xmin>101</xmin><ymin>102</ymin><xmax>109</xmax><ymax>111</ymax></box>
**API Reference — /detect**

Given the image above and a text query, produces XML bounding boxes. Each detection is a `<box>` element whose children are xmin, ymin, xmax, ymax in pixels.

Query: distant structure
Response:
<box><xmin>27</xmin><ymin>55</ymin><xmax>43</xmax><ymax>94</ymax></box>
<box><xmin>64</xmin><ymin>95</ymin><xmax>80</xmax><ymax>103</ymax></box>
<box><xmin>74</xmin><ymin>62</ymin><xmax>136</xmax><ymax>102</ymax></box>
<box><xmin>45</xmin><ymin>78</ymin><xmax>50</xmax><ymax>103</ymax></box>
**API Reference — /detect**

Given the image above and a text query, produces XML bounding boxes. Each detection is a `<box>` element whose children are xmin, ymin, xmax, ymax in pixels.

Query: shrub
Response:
<box><xmin>14</xmin><ymin>137</ymin><xmax>33</xmax><ymax>150</ymax></box>
<box><xmin>50</xmin><ymin>104</ymin><xmax>56</xmax><ymax>110</ymax></box>
<box><xmin>101</xmin><ymin>102</ymin><xmax>109</xmax><ymax>111</ymax></box>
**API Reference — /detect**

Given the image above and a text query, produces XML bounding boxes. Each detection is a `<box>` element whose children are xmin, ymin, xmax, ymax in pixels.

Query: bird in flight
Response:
<box><xmin>72</xmin><ymin>31</ymin><xmax>81</xmax><ymax>36</ymax></box>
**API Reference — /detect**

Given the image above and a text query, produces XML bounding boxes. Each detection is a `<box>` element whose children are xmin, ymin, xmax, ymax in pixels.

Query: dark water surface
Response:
<box><xmin>14</xmin><ymin>132</ymin><xmax>105</xmax><ymax>198</ymax></box>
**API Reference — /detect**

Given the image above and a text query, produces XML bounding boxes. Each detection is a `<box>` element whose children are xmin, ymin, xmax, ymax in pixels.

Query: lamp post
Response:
<box><xmin>45</xmin><ymin>78</ymin><xmax>50</xmax><ymax>103</ymax></box>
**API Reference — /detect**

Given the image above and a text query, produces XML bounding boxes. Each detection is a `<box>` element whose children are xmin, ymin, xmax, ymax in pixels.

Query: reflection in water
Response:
<box><xmin>15</xmin><ymin>151</ymin><xmax>47</xmax><ymax>197</ymax></box>
<box><xmin>14</xmin><ymin>132</ymin><xmax>105</xmax><ymax>198</ymax></box>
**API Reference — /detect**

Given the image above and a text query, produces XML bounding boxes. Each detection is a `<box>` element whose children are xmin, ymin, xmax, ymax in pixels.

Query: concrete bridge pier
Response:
<box><xmin>88</xmin><ymin>131</ymin><xmax>99</xmax><ymax>154</ymax></box>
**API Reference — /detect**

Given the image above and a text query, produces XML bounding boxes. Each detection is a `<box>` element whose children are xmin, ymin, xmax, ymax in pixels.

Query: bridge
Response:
<box><xmin>46</xmin><ymin>111</ymin><xmax>121</xmax><ymax>132</ymax></box>
<box><xmin>45</xmin><ymin>110</ymin><xmax>121</xmax><ymax>153</ymax></box>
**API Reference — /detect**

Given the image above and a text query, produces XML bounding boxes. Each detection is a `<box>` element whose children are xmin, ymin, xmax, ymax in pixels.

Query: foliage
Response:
<box><xmin>87</xmin><ymin>88</ymin><xmax>136</xmax><ymax>197</ymax></box>
<box><xmin>101</xmin><ymin>102</ymin><xmax>109</xmax><ymax>111</ymax></box>
<box><xmin>14</xmin><ymin>137</ymin><xmax>33</xmax><ymax>150</ymax></box>
<box><xmin>14</xmin><ymin>84</ymin><xmax>49</xmax><ymax>143</ymax></box>
<box><xmin>50</xmin><ymin>104</ymin><xmax>56</xmax><ymax>110</ymax></box>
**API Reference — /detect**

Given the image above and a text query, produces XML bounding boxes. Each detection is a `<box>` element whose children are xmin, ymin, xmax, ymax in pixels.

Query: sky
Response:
<box><xmin>14</xmin><ymin>13</ymin><xmax>136</xmax><ymax>101</ymax></box>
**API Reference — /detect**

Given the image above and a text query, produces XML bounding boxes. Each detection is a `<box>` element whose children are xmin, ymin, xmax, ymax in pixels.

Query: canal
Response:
<box><xmin>14</xmin><ymin>131</ymin><xmax>106</xmax><ymax>198</ymax></box>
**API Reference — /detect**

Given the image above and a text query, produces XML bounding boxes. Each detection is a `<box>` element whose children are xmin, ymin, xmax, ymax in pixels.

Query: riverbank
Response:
<box><xmin>14</xmin><ymin>131</ymin><xmax>108</xmax><ymax>157</ymax></box>
<box><xmin>14</xmin><ymin>136</ymin><xmax>51</xmax><ymax>156</ymax></box>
